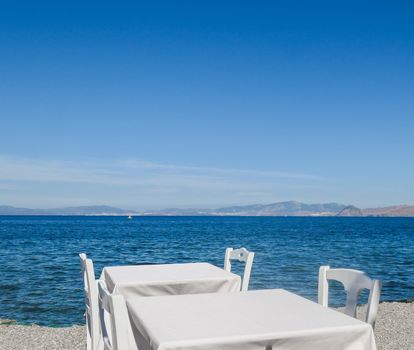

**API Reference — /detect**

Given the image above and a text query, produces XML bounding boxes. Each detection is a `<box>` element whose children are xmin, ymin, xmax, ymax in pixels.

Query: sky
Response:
<box><xmin>0</xmin><ymin>1</ymin><xmax>413</xmax><ymax>209</ymax></box>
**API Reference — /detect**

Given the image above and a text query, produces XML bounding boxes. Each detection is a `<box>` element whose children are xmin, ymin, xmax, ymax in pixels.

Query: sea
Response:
<box><xmin>0</xmin><ymin>216</ymin><xmax>413</xmax><ymax>326</ymax></box>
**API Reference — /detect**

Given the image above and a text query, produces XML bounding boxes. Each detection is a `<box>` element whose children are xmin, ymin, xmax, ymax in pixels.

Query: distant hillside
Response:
<box><xmin>1</xmin><ymin>202</ymin><xmax>414</xmax><ymax>217</ymax></box>
<box><xmin>214</xmin><ymin>201</ymin><xmax>346</xmax><ymax>216</ymax></box>
<box><xmin>337</xmin><ymin>205</ymin><xmax>363</xmax><ymax>217</ymax></box>
<box><xmin>142</xmin><ymin>202</ymin><xmax>414</xmax><ymax>217</ymax></box>
<box><xmin>362</xmin><ymin>205</ymin><xmax>414</xmax><ymax>217</ymax></box>
<box><xmin>0</xmin><ymin>205</ymin><xmax>134</xmax><ymax>216</ymax></box>
<box><xmin>141</xmin><ymin>201</ymin><xmax>347</xmax><ymax>216</ymax></box>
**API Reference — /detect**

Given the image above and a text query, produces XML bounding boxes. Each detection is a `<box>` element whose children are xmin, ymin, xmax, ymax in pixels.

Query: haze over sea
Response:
<box><xmin>0</xmin><ymin>215</ymin><xmax>413</xmax><ymax>326</ymax></box>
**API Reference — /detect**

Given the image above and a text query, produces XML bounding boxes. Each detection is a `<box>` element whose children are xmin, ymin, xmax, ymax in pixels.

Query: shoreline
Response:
<box><xmin>1</xmin><ymin>301</ymin><xmax>413</xmax><ymax>350</ymax></box>
<box><xmin>2</xmin><ymin>214</ymin><xmax>414</xmax><ymax>218</ymax></box>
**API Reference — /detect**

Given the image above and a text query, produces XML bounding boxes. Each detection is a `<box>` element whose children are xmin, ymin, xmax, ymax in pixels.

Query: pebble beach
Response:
<box><xmin>1</xmin><ymin>301</ymin><xmax>413</xmax><ymax>350</ymax></box>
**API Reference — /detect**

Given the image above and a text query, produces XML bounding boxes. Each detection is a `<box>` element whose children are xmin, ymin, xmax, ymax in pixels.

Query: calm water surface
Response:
<box><xmin>0</xmin><ymin>216</ymin><xmax>413</xmax><ymax>326</ymax></box>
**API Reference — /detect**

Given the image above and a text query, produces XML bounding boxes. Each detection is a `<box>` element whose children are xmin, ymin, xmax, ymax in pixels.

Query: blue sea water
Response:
<box><xmin>0</xmin><ymin>216</ymin><xmax>413</xmax><ymax>326</ymax></box>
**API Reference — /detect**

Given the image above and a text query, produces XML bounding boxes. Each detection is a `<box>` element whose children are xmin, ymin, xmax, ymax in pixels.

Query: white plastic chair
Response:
<box><xmin>80</xmin><ymin>253</ymin><xmax>101</xmax><ymax>350</ymax></box>
<box><xmin>98</xmin><ymin>280</ymin><xmax>130</xmax><ymax>350</ymax></box>
<box><xmin>318</xmin><ymin>266</ymin><xmax>382</xmax><ymax>328</ymax></box>
<box><xmin>224</xmin><ymin>247</ymin><xmax>255</xmax><ymax>291</ymax></box>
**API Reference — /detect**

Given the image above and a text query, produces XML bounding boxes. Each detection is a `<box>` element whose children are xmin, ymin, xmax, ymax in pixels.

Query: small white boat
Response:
<box><xmin>128</xmin><ymin>215</ymin><xmax>133</xmax><ymax>219</ymax></box>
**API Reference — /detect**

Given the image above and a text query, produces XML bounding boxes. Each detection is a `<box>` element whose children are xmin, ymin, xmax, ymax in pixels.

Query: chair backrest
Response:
<box><xmin>224</xmin><ymin>247</ymin><xmax>255</xmax><ymax>291</ymax></box>
<box><xmin>98</xmin><ymin>280</ymin><xmax>130</xmax><ymax>350</ymax></box>
<box><xmin>79</xmin><ymin>253</ymin><xmax>100</xmax><ymax>350</ymax></box>
<box><xmin>318</xmin><ymin>266</ymin><xmax>382</xmax><ymax>328</ymax></box>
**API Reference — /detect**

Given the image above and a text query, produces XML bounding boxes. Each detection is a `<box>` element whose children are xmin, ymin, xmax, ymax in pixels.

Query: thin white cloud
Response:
<box><xmin>0</xmin><ymin>155</ymin><xmax>322</xmax><ymax>208</ymax></box>
<box><xmin>119</xmin><ymin>159</ymin><xmax>320</xmax><ymax>180</ymax></box>
<box><xmin>0</xmin><ymin>183</ymin><xmax>16</xmax><ymax>190</ymax></box>
<box><xmin>0</xmin><ymin>156</ymin><xmax>127</xmax><ymax>185</ymax></box>
<box><xmin>0</xmin><ymin>155</ymin><xmax>320</xmax><ymax>186</ymax></box>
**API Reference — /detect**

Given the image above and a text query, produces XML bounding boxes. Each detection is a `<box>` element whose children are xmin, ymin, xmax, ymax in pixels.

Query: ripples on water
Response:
<box><xmin>0</xmin><ymin>216</ymin><xmax>413</xmax><ymax>326</ymax></box>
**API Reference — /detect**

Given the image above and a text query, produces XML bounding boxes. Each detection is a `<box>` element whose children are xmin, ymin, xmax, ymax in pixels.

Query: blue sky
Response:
<box><xmin>0</xmin><ymin>1</ymin><xmax>413</xmax><ymax>209</ymax></box>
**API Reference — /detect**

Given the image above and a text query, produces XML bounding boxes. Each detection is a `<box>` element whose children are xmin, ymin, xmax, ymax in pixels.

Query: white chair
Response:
<box><xmin>318</xmin><ymin>266</ymin><xmax>382</xmax><ymax>328</ymax></box>
<box><xmin>224</xmin><ymin>247</ymin><xmax>255</xmax><ymax>291</ymax></box>
<box><xmin>80</xmin><ymin>253</ymin><xmax>101</xmax><ymax>350</ymax></box>
<box><xmin>98</xmin><ymin>280</ymin><xmax>130</xmax><ymax>350</ymax></box>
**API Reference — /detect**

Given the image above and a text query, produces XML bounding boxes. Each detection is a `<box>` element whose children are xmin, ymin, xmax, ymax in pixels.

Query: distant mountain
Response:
<box><xmin>337</xmin><ymin>205</ymin><xmax>363</xmax><ymax>217</ymax></box>
<box><xmin>0</xmin><ymin>205</ymin><xmax>134</xmax><ymax>216</ymax></box>
<box><xmin>362</xmin><ymin>205</ymin><xmax>414</xmax><ymax>217</ymax></box>
<box><xmin>142</xmin><ymin>202</ymin><xmax>414</xmax><ymax>217</ymax></box>
<box><xmin>214</xmin><ymin>201</ymin><xmax>346</xmax><ymax>216</ymax></box>
<box><xmin>141</xmin><ymin>201</ymin><xmax>347</xmax><ymax>216</ymax></box>
<box><xmin>1</xmin><ymin>202</ymin><xmax>414</xmax><ymax>217</ymax></box>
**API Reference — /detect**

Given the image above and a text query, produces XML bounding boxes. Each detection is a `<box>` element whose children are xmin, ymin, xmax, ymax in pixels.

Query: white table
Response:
<box><xmin>100</xmin><ymin>262</ymin><xmax>241</xmax><ymax>300</ymax></box>
<box><xmin>126</xmin><ymin>289</ymin><xmax>377</xmax><ymax>350</ymax></box>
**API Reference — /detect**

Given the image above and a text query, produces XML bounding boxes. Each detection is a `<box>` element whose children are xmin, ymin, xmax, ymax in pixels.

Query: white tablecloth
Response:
<box><xmin>100</xmin><ymin>262</ymin><xmax>241</xmax><ymax>300</ymax></box>
<box><xmin>126</xmin><ymin>289</ymin><xmax>377</xmax><ymax>350</ymax></box>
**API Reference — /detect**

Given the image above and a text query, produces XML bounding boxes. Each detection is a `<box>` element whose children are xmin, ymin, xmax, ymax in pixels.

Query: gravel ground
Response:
<box><xmin>1</xmin><ymin>302</ymin><xmax>413</xmax><ymax>350</ymax></box>
<box><xmin>0</xmin><ymin>322</ymin><xmax>85</xmax><ymax>350</ymax></box>
<box><xmin>373</xmin><ymin>302</ymin><xmax>414</xmax><ymax>350</ymax></box>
